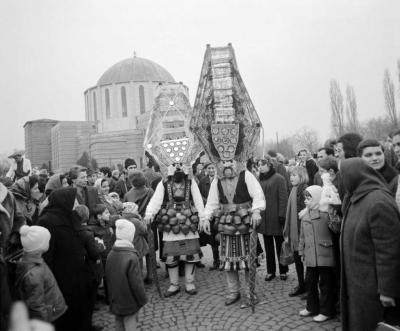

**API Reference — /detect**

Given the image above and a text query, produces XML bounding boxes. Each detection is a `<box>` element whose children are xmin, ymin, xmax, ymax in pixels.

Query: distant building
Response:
<box><xmin>25</xmin><ymin>55</ymin><xmax>181</xmax><ymax>172</ymax></box>
<box><xmin>24</xmin><ymin>119</ymin><xmax>58</xmax><ymax>169</ymax></box>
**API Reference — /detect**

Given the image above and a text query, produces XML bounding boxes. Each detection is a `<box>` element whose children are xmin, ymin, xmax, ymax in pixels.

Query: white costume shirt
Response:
<box><xmin>204</xmin><ymin>170</ymin><xmax>266</xmax><ymax>221</ymax></box>
<box><xmin>6</xmin><ymin>158</ymin><xmax>32</xmax><ymax>180</ymax></box>
<box><xmin>145</xmin><ymin>179</ymin><xmax>205</xmax><ymax>241</ymax></box>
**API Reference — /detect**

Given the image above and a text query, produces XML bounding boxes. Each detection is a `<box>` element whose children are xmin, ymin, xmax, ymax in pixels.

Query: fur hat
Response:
<box><xmin>128</xmin><ymin>170</ymin><xmax>146</xmax><ymax>188</ymax></box>
<box><xmin>124</xmin><ymin>158</ymin><xmax>137</xmax><ymax>170</ymax></box>
<box><xmin>115</xmin><ymin>219</ymin><xmax>136</xmax><ymax>242</ymax></box>
<box><xmin>20</xmin><ymin>225</ymin><xmax>51</xmax><ymax>253</ymax></box>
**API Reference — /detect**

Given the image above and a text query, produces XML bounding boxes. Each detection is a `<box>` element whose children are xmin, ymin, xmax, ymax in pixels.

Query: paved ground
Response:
<box><xmin>94</xmin><ymin>237</ymin><xmax>341</xmax><ymax>331</ymax></box>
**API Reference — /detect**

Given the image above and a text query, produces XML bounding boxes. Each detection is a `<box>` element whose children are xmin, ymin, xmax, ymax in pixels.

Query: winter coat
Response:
<box><xmin>120</xmin><ymin>213</ymin><xmax>149</xmax><ymax>258</ymax></box>
<box><xmin>340</xmin><ymin>158</ymin><xmax>400</xmax><ymax>331</ymax></box>
<box><xmin>105</xmin><ymin>246</ymin><xmax>147</xmax><ymax>316</ymax></box>
<box><xmin>114</xmin><ymin>178</ymin><xmax>132</xmax><ymax>200</ymax></box>
<box><xmin>0</xmin><ymin>183</ymin><xmax>15</xmax><ymax>253</ymax></box>
<box><xmin>276</xmin><ymin>162</ymin><xmax>290</xmax><ymax>193</ymax></box>
<box><xmin>298</xmin><ymin>210</ymin><xmax>335</xmax><ymax>267</ymax></box>
<box><xmin>38</xmin><ymin>187</ymin><xmax>90</xmax><ymax>331</ymax></box>
<box><xmin>86</xmin><ymin>220</ymin><xmax>114</xmax><ymax>259</ymax></box>
<box><xmin>76</xmin><ymin>186</ymin><xmax>101</xmax><ymax>224</ymax></box>
<box><xmin>378</xmin><ymin>162</ymin><xmax>398</xmax><ymax>197</ymax></box>
<box><xmin>9</xmin><ymin>177</ymin><xmax>38</xmax><ymax>227</ymax></box>
<box><xmin>258</xmin><ymin>170</ymin><xmax>288</xmax><ymax>236</ymax></box>
<box><xmin>15</xmin><ymin>254</ymin><xmax>67</xmax><ymax>322</ymax></box>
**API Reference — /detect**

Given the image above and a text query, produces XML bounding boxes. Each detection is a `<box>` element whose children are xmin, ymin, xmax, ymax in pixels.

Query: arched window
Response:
<box><xmin>105</xmin><ymin>89</ymin><xmax>110</xmax><ymax>119</ymax></box>
<box><xmin>139</xmin><ymin>85</ymin><xmax>145</xmax><ymax>114</ymax></box>
<box><xmin>121</xmin><ymin>87</ymin><xmax>128</xmax><ymax>117</ymax></box>
<box><xmin>93</xmin><ymin>92</ymin><xmax>98</xmax><ymax>122</ymax></box>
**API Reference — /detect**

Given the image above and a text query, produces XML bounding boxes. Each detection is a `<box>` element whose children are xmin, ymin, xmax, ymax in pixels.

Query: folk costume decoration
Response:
<box><xmin>191</xmin><ymin>44</ymin><xmax>265</xmax><ymax>311</ymax></box>
<box><xmin>144</xmin><ymin>83</ymin><xmax>205</xmax><ymax>297</ymax></box>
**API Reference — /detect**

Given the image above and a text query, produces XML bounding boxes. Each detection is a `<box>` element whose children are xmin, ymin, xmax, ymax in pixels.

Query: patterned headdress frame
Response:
<box><xmin>190</xmin><ymin>44</ymin><xmax>262</xmax><ymax>163</ymax></box>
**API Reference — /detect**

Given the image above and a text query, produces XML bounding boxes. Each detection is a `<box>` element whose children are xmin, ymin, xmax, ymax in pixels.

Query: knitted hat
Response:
<box><xmin>20</xmin><ymin>225</ymin><xmax>51</xmax><ymax>253</ymax></box>
<box><xmin>128</xmin><ymin>170</ymin><xmax>146</xmax><ymax>188</ymax></box>
<box><xmin>115</xmin><ymin>219</ymin><xmax>136</xmax><ymax>242</ymax></box>
<box><xmin>124</xmin><ymin>158</ymin><xmax>137</xmax><ymax>170</ymax></box>
<box><xmin>122</xmin><ymin>202</ymin><xmax>139</xmax><ymax>215</ymax></box>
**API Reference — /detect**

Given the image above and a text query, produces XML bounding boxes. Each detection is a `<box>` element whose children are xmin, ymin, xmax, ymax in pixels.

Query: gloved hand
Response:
<box><xmin>250</xmin><ymin>210</ymin><xmax>262</xmax><ymax>229</ymax></box>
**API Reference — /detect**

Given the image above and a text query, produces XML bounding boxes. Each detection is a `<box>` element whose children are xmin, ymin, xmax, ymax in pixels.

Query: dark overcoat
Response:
<box><xmin>340</xmin><ymin>159</ymin><xmax>400</xmax><ymax>331</ymax></box>
<box><xmin>258</xmin><ymin>171</ymin><xmax>288</xmax><ymax>236</ymax></box>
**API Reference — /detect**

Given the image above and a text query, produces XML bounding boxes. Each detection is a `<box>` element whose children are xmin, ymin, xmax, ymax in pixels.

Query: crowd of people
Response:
<box><xmin>0</xmin><ymin>131</ymin><xmax>400</xmax><ymax>331</ymax></box>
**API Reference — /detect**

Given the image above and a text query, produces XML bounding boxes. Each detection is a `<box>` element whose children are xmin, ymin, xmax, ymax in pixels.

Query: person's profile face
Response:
<box><xmin>392</xmin><ymin>135</ymin><xmax>400</xmax><ymax>158</ymax></box>
<box><xmin>317</xmin><ymin>150</ymin><xmax>327</xmax><ymax>161</ymax></box>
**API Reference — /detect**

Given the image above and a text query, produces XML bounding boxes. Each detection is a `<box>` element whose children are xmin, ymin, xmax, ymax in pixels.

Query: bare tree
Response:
<box><xmin>360</xmin><ymin>116</ymin><xmax>393</xmax><ymax>141</ymax></box>
<box><xmin>345</xmin><ymin>84</ymin><xmax>360</xmax><ymax>133</ymax></box>
<box><xmin>292</xmin><ymin>127</ymin><xmax>320</xmax><ymax>153</ymax></box>
<box><xmin>330</xmin><ymin>79</ymin><xmax>345</xmax><ymax>137</ymax></box>
<box><xmin>383</xmin><ymin>69</ymin><xmax>397</xmax><ymax>127</ymax></box>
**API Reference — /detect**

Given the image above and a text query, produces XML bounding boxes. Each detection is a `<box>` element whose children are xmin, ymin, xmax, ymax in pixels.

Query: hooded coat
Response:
<box><xmin>38</xmin><ymin>187</ymin><xmax>90</xmax><ymax>331</ymax></box>
<box><xmin>340</xmin><ymin>158</ymin><xmax>400</xmax><ymax>331</ymax></box>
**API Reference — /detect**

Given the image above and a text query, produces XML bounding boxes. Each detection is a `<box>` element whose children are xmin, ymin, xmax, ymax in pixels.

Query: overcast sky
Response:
<box><xmin>1</xmin><ymin>0</ymin><xmax>399</xmax><ymax>154</ymax></box>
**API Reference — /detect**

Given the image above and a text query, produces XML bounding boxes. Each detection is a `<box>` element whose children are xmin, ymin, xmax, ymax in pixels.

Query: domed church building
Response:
<box><xmin>83</xmin><ymin>55</ymin><xmax>176</xmax><ymax>168</ymax></box>
<box><xmin>25</xmin><ymin>55</ymin><xmax>177</xmax><ymax>172</ymax></box>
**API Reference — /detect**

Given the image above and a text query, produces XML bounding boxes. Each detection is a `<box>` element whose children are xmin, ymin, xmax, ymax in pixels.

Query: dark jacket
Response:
<box><xmin>15</xmin><ymin>254</ymin><xmax>67</xmax><ymax>322</ymax></box>
<box><xmin>258</xmin><ymin>170</ymin><xmax>288</xmax><ymax>236</ymax></box>
<box><xmin>114</xmin><ymin>178</ymin><xmax>132</xmax><ymax>200</ymax></box>
<box><xmin>378</xmin><ymin>162</ymin><xmax>398</xmax><ymax>197</ymax></box>
<box><xmin>340</xmin><ymin>158</ymin><xmax>400</xmax><ymax>331</ymax></box>
<box><xmin>106</xmin><ymin>246</ymin><xmax>147</xmax><ymax>316</ymax></box>
<box><xmin>305</xmin><ymin>159</ymin><xmax>319</xmax><ymax>186</ymax></box>
<box><xmin>109</xmin><ymin>176</ymin><xmax>119</xmax><ymax>194</ymax></box>
<box><xmin>38</xmin><ymin>188</ymin><xmax>90</xmax><ymax>331</ymax></box>
<box><xmin>76</xmin><ymin>186</ymin><xmax>101</xmax><ymax>224</ymax></box>
<box><xmin>198</xmin><ymin>175</ymin><xmax>214</xmax><ymax>202</ymax></box>
<box><xmin>276</xmin><ymin>162</ymin><xmax>290</xmax><ymax>193</ymax></box>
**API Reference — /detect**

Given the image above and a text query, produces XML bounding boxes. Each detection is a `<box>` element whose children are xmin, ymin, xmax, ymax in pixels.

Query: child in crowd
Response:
<box><xmin>283</xmin><ymin>166</ymin><xmax>308</xmax><ymax>297</ymax></box>
<box><xmin>298</xmin><ymin>186</ymin><xmax>336</xmax><ymax>322</ymax></box>
<box><xmin>106</xmin><ymin>219</ymin><xmax>147</xmax><ymax>331</ymax></box>
<box><xmin>121</xmin><ymin>202</ymin><xmax>149</xmax><ymax>279</ymax></box>
<box><xmin>15</xmin><ymin>225</ymin><xmax>67</xmax><ymax>323</ymax></box>
<box><xmin>73</xmin><ymin>204</ymin><xmax>103</xmax><ymax>329</ymax></box>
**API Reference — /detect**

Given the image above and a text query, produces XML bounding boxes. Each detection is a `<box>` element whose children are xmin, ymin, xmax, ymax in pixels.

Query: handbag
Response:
<box><xmin>279</xmin><ymin>240</ymin><xmax>294</xmax><ymax>266</ymax></box>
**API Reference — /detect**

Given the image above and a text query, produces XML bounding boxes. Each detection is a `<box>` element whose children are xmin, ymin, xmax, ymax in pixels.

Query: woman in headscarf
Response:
<box><xmin>94</xmin><ymin>178</ymin><xmax>122</xmax><ymax>219</ymax></box>
<box><xmin>38</xmin><ymin>173</ymin><xmax>69</xmax><ymax>214</ymax></box>
<box><xmin>38</xmin><ymin>187</ymin><xmax>91</xmax><ymax>331</ymax></box>
<box><xmin>340</xmin><ymin>158</ymin><xmax>400</xmax><ymax>331</ymax></box>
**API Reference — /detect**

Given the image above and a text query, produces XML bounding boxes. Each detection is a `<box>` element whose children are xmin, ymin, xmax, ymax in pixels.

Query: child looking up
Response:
<box><xmin>106</xmin><ymin>219</ymin><xmax>147</xmax><ymax>330</ymax></box>
<box><xmin>15</xmin><ymin>225</ymin><xmax>67</xmax><ymax>323</ymax></box>
<box><xmin>298</xmin><ymin>186</ymin><xmax>336</xmax><ymax>322</ymax></box>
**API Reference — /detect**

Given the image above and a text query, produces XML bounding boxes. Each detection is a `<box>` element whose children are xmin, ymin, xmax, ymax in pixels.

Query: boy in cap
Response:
<box><xmin>15</xmin><ymin>225</ymin><xmax>67</xmax><ymax>323</ymax></box>
<box><xmin>106</xmin><ymin>219</ymin><xmax>147</xmax><ymax>330</ymax></box>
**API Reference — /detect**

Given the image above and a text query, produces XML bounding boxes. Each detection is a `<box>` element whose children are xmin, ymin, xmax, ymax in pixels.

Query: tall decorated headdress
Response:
<box><xmin>144</xmin><ymin>83</ymin><xmax>202</xmax><ymax>174</ymax></box>
<box><xmin>191</xmin><ymin>44</ymin><xmax>262</xmax><ymax>166</ymax></box>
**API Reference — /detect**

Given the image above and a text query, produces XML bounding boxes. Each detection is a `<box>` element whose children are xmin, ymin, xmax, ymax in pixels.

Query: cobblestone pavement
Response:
<box><xmin>94</xmin><ymin>240</ymin><xmax>341</xmax><ymax>331</ymax></box>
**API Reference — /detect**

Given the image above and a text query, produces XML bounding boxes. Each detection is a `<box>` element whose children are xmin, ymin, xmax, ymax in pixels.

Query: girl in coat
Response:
<box><xmin>298</xmin><ymin>185</ymin><xmax>336</xmax><ymax>322</ymax></box>
<box><xmin>283</xmin><ymin>166</ymin><xmax>308</xmax><ymax>297</ymax></box>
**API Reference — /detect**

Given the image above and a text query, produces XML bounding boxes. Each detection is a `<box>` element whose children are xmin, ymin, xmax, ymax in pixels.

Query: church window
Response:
<box><xmin>139</xmin><ymin>85</ymin><xmax>145</xmax><ymax>114</ymax></box>
<box><xmin>93</xmin><ymin>92</ymin><xmax>98</xmax><ymax>122</ymax></box>
<box><xmin>121</xmin><ymin>87</ymin><xmax>128</xmax><ymax>117</ymax></box>
<box><xmin>105</xmin><ymin>89</ymin><xmax>111</xmax><ymax>119</ymax></box>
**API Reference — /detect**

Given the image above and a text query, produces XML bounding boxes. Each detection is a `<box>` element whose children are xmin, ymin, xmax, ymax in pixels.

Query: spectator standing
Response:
<box><xmin>340</xmin><ymin>158</ymin><xmax>400</xmax><ymax>330</ymax></box>
<box><xmin>6</xmin><ymin>152</ymin><xmax>32</xmax><ymax>182</ymax></box>
<box><xmin>314</xmin><ymin>147</ymin><xmax>335</xmax><ymax>186</ymax></box>
<box><xmin>298</xmin><ymin>149</ymin><xmax>318</xmax><ymax>186</ymax></box>
<box><xmin>257</xmin><ymin>157</ymin><xmax>288</xmax><ymax>281</ymax></box>
<box><xmin>283</xmin><ymin>166</ymin><xmax>308</xmax><ymax>297</ymax></box>
<box><xmin>115</xmin><ymin>159</ymin><xmax>137</xmax><ymax>200</ymax></box>
<box><xmin>106</xmin><ymin>219</ymin><xmax>147</xmax><ymax>331</ymax></box>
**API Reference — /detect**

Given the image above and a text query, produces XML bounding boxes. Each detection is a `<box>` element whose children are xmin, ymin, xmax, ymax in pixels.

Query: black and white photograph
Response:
<box><xmin>1</xmin><ymin>1</ymin><xmax>400</xmax><ymax>330</ymax></box>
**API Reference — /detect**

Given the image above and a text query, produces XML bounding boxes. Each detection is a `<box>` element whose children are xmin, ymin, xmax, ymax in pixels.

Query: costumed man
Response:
<box><xmin>6</xmin><ymin>151</ymin><xmax>32</xmax><ymax>182</ymax></box>
<box><xmin>203</xmin><ymin>160</ymin><xmax>265</xmax><ymax>307</ymax></box>
<box><xmin>144</xmin><ymin>162</ymin><xmax>205</xmax><ymax>296</ymax></box>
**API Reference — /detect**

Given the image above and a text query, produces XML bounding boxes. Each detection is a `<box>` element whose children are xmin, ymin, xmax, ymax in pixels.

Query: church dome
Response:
<box><xmin>97</xmin><ymin>56</ymin><xmax>175</xmax><ymax>86</ymax></box>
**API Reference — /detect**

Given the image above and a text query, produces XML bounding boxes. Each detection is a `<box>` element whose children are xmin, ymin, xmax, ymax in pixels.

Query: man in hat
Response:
<box><xmin>144</xmin><ymin>162</ymin><xmax>205</xmax><ymax>296</ymax></box>
<box><xmin>6</xmin><ymin>151</ymin><xmax>32</xmax><ymax>182</ymax></box>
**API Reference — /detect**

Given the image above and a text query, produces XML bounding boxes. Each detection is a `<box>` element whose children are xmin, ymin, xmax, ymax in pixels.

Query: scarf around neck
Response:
<box><xmin>283</xmin><ymin>185</ymin><xmax>299</xmax><ymax>251</ymax></box>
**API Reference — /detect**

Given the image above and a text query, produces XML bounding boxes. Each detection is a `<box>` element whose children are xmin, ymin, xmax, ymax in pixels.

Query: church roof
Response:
<box><xmin>97</xmin><ymin>56</ymin><xmax>175</xmax><ymax>86</ymax></box>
